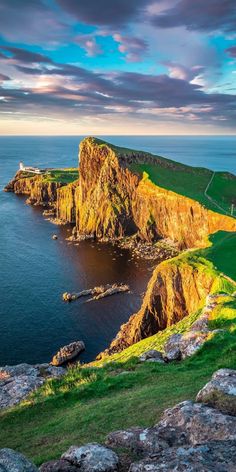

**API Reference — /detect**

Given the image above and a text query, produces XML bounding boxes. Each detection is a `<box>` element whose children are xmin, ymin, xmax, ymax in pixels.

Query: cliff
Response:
<box><xmin>75</xmin><ymin>138</ymin><xmax>236</xmax><ymax>248</ymax></box>
<box><xmin>56</xmin><ymin>180</ymin><xmax>80</xmax><ymax>223</ymax></box>
<box><xmin>100</xmin><ymin>255</ymin><xmax>217</xmax><ymax>356</ymax></box>
<box><xmin>76</xmin><ymin>138</ymin><xmax>139</xmax><ymax>239</ymax></box>
<box><xmin>5</xmin><ymin>171</ymin><xmax>63</xmax><ymax>207</ymax></box>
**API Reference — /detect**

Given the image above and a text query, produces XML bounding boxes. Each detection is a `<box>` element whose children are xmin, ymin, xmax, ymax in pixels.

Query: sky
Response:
<box><xmin>0</xmin><ymin>0</ymin><xmax>236</xmax><ymax>135</ymax></box>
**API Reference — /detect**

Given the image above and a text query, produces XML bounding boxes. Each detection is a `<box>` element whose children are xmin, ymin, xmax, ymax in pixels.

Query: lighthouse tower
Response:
<box><xmin>19</xmin><ymin>162</ymin><xmax>24</xmax><ymax>171</ymax></box>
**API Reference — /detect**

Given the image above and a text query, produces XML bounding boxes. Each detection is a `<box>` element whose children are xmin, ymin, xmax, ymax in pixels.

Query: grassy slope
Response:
<box><xmin>1</xmin><ymin>232</ymin><xmax>236</xmax><ymax>466</ymax></box>
<box><xmin>131</xmin><ymin>163</ymin><xmax>236</xmax><ymax>216</ymax></box>
<box><xmin>42</xmin><ymin>168</ymin><xmax>79</xmax><ymax>184</ymax></box>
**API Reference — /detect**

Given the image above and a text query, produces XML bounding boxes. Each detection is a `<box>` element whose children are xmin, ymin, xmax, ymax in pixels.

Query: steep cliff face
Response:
<box><xmin>75</xmin><ymin>138</ymin><xmax>236</xmax><ymax>248</ymax></box>
<box><xmin>5</xmin><ymin>171</ymin><xmax>63</xmax><ymax>207</ymax></box>
<box><xmin>132</xmin><ymin>179</ymin><xmax>236</xmax><ymax>248</ymax></box>
<box><xmin>101</xmin><ymin>256</ymin><xmax>216</xmax><ymax>356</ymax></box>
<box><xmin>56</xmin><ymin>180</ymin><xmax>80</xmax><ymax>223</ymax></box>
<box><xmin>76</xmin><ymin>138</ymin><xmax>139</xmax><ymax>238</ymax></box>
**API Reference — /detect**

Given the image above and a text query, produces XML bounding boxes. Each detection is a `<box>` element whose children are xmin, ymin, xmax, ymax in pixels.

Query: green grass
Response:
<box><xmin>198</xmin><ymin>231</ymin><xmax>236</xmax><ymax>281</ymax></box>
<box><xmin>42</xmin><ymin>168</ymin><xmax>79</xmax><ymax>184</ymax></box>
<box><xmin>131</xmin><ymin>163</ymin><xmax>236</xmax><ymax>217</ymax></box>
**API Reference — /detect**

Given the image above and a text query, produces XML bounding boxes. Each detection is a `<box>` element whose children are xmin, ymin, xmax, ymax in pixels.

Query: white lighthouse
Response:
<box><xmin>19</xmin><ymin>161</ymin><xmax>24</xmax><ymax>171</ymax></box>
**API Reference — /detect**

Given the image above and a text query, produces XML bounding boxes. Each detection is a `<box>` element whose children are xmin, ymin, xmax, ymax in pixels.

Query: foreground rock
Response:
<box><xmin>0</xmin><ymin>448</ymin><xmax>38</xmax><ymax>471</ymax></box>
<box><xmin>0</xmin><ymin>363</ymin><xmax>65</xmax><ymax>410</ymax></box>
<box><xmin>107</xmin><ymin>401</ymin><xmax>236</xmax><ymax>456</ymax></box>
<box><xmin>61</xmin><ymin>444</ymin><xmax>119</xmax><ymax>472</ymax></box>
<box><xmin>196</xmin><ymin>368</ymin><xmax>236</xmax><ymax>415</ymax></box>
<box><xmin>139</xmin><ymin>350</ymin><xmax>165</xmax><ymax>363</ymax></box>
<box><xmin>51</xmin><ymin>341</ymin><xmax>85</xmax><ymax>366</ymax></box>
<box><xmin>129</xmin><ymin>440</ymin><xmax>236</xmax><ymax>471</ymax></box>
<box><xmin>62</xmin><ymin>284</ymin><xmax>129</xmax><ymax>302</ymax></box>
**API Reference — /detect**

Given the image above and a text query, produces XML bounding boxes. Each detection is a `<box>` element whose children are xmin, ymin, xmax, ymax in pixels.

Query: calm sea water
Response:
<box><xmin>0</xmin><ymin>136</ymin><xmax>235</xmax><ymax>366</ymax></box>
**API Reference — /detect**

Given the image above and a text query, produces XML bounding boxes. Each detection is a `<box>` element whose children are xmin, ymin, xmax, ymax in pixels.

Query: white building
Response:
<box><xmin>19</xmin><ymin>162</ymin><xmax>44</xmax><ymax>174</ymax></box>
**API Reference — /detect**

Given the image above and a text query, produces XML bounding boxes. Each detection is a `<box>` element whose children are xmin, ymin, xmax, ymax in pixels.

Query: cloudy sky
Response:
<box><xmin>0</xmin><ymin>0</ymin><xmax>236</xmax><ymax>135</ymax></box>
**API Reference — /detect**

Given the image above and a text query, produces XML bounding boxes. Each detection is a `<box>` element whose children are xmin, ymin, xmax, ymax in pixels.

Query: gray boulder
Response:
<box><xmin>0</xmin><ymin>448</ymin><xmax>38</xmax><ymax>472</ymax></box>
<box><xmin>0</xmin><ymin>363</ymin><xmax>65</xmax><ymax>410</ymax></box>
<box><xmin>129</xmin><ymin>440</ymin><xmax>236</xmax><ymax>472</ymax></box>
<box><xmin>196</xmin><ymin>368</ymin><xmax>236</xmax><ymax>416</ymax></box>
<box><xmin>164</xmin><ymin>334</ymin><xmax>182</xmax><ymax>361</ymax></box>
<box><xmin>139</xmin><ymin>350</ymin><xmax>165</xmax><ymax>363</ymax></box>
<box><xmin>158</xmin><ymin>400</ymin><xmax>236</xmax><ymax>445</ymax></box>
<box><xmin>61</xmin><ymin>443</ymin><xmax>119</xmax><ymax>472</ymax></box>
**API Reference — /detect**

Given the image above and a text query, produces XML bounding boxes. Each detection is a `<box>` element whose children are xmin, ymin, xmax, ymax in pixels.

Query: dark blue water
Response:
<box><xmin>0</xmin><ymin>136</ymin><xmax>235</xmax><ymax>366</ymax></box>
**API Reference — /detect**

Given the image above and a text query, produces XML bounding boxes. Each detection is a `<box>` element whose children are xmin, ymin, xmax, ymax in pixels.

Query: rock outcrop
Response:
<box><xmin>0</xmin><ymin>363</ymin><xmax>65</xmax><ymax>409</ymax></box>
<box><xmin>4</xmin><ymin>171</ymin><xmax>63</xmax><ymax>207</ymax></box>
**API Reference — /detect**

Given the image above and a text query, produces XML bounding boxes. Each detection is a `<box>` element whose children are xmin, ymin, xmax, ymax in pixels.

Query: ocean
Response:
<box><xmin>0</xmin><ymin>135</ymin><xmax>235</xmax><ymax>365</ymax></box>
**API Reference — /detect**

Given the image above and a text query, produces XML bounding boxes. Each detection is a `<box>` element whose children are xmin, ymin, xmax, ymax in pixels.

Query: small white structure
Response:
<box><xmin>19</xmin><ymin>161</ymin><xmax>44</xmax><ymax>174</ymax></box>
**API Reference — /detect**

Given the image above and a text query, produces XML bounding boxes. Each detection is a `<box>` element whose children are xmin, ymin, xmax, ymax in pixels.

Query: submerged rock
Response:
<box><xmin>196</xmin><ymin>368</ymin><xmax>236</xmax><ymax>416</ymax></box>
<box><xmin>0</xmin><ymin>448</ymin><xmax>38</xmax><ymax>471</ymax></box>
<box><xmin>61</xmin><ymin>443</ymin><xmax>119</xmax><ymax>472</ymax></box>
<box><xmin>51</xmin><ymin>341</ymin><xmax>85</xmax><ymax>366</ymax></box>
<box><xmin>0</xmin><ymin>363</ymin><xmax>65</xmax><ymax>410</ymax></box>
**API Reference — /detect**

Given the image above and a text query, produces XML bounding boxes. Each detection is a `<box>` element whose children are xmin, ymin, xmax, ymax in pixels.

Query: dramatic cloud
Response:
<box><xmin>151</xmin><ymin>0</ymin><xmax>236</xmax><ymax>33</ymax></box>
<box><xmin>0</xmin><ymin>0</ymin><xmax>235</xmax><ymax>133</ymax></box>
<box><xmin>225</xmin><ymin>46</ymin><xmax>236</xmax><ymax>58</ymax></box>
<box><xmin>56</xmin><ymin>0</ymin><xmax>148</xmax><ymax>26</ymax></box>
<box><xmin>1</xmin><ymin>49</ymin><xmax>235</xmax><ymax>129</ymax></box>
<box><xmin>113</xmin><ymin>34</ymin><xmax>148</xmax><ymax>62</ymax></box>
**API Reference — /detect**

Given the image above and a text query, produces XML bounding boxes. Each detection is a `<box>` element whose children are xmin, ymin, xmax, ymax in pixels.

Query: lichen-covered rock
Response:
<box><xmin>158</xmin><ymin>400</ymin><xmax>236</xmax><ymax>445</ymax></box>
<box><xmin>51</xmin><ymin>341</ymin><xmax>85</xmax><ymax>366</ymax></box>
<box><xmin>0</xmin><ymin>448</ymin><xmax>38</xmax><ymax>471</ymax></box>
<box><xmin>61</xmin><ymin>444</ymin><xmax>119</xmax><ymax>472</ymax></box>
<box><xmin>139</xmin><ymin>350</ymin><xmax>165</xmax><ymax>363</ymax></box>
<box><xmin>164</xmin><ymin>334</ymin><xmax>182</xmax><ymax>361</ymax></box>
<box><xmin>179</xmin><ymin>331</ymin><xmax>209</xmax><ymax>359</ymax></box>
<box><xmin>196</xmin><ymin>369</ymin><xmax>236</xmax><ymax>416</ymax></box>
<box><xmin>0</xmin><ymin>363</ymin><xmax>65</xmax><ymax>410</ymax></box>
<box><xmin>129</xmin><ymin>440</ymin><xmax>236</xmax><ymax>472</ymax></box>
<box><xmin>106</xmin><ymin>427</ymin><xmax>169</xmax><ymax>456</ymax></box>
